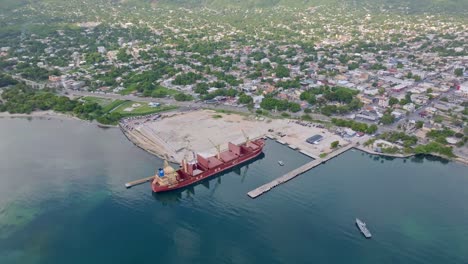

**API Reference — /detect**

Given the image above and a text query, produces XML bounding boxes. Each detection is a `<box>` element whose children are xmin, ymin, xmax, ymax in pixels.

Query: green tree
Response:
<box><xmin>172</xmin><ymin>72</ymin><xmax>203</xmax><ymax>85</ymax></box>
<box><xmin>275</xmin><ymin>65</ymin><xmax>290</xmax><ymax>78</ymax></box>
<box><xmin>0</xmin><ymin>73</ymin><xmax>18</xmax><ymax>87</ymax></box>
<box><xmin>389</xmin><ymin>97</ymin><xmax>399</xmax><ymax>106</ymax></box>
<box><xmin>226</xmin><ymin>88</ymin><xmax>238</xmax><ymax>97</ymax></box>
<box><xmin>366</xmin><ymin>124</ymin><xmax>378</xmax><ymax>134</ymax></box>
<box><xmin>85</xmin><ymin>52</ymin><xmax>105</xmax><ymax>64</ymax></box>
<box><xmin>331</xmin><ymin>141</ymin><xmax>339</xmax><ymax>149</ymax></box>
<box><xmin>151</xmin><ymin>89</ymin><xmax>167</xmax><ymax>98</ymax></box>
<box><xmin>415</xmin><ymin>121</ymin><xmax>424</xmax><ymax>129</ymax></box>
<box><xmin>288</xmin><ymin>102</ymin><xmax>301</xmax><ymax>113</ymax></box>
<box><xmin>381</xmin><ymin>114</ymin><xmax>395</xmax><ymax>125</ymax></box>
<box><xmin>238</xmin><ymin>93</ymin><xmax>253</xmax><ymax>105</ymax></box>
<box><xmin>117</xmin><ymin>49</ymin><xmax>131</xmax><ymax>62</ymax></box>
<box><xmin>405</xmin><ymin>92</ymin><xmax>413</xmax><ymax>103</ymax></box>
<box><xmin>174</xmin><ymin>93</ymin><xmax>193</xmax><ymax>101</ymax></box>
<box><xmin>454</xmin><ymin>68</ymin><xmax>464</xmax><ymax>77</ymax></box>
<box><xmin>260</xmin><ymin>98</ymin><xmax>289</xmax><ymax>111</ymax></box>
<box><xmin>194</xmin><ymin>83</ymin><xmax>209</xmax><ymax>94</ymax></box>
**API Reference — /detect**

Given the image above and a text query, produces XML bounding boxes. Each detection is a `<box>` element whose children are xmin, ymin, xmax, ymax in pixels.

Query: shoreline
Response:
<box><xmin>0</xmin><ymin>110</ymin><xmax>83</xmax><ymax>122</ymax></box>
<box><xmin>0</xmin><ymin>111</ymin><xmax>118</xmax><ymax>128</ymax></box>
<box><xmin>119</xmin><ymin>123</ymin><xmax>176</xmax><ymax>163</ymax></box>
<box><xmin>1</xmin><ymin>110</ymin><xmax>466</xmax><ymax>166</ymax></box>
<box><xmin>355</xmin><ymin>145</ymin><xmax>468</xmax><ymax>166</ymax></box>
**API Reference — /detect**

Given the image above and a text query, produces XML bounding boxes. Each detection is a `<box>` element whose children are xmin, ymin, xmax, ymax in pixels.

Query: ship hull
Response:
<box><xmin>152</xmin><ymin>140</ymin><xmax>264</xmax><ymax>193</ymax></box>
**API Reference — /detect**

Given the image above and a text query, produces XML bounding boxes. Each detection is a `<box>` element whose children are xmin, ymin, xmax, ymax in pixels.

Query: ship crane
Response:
<box><xmin>242</xmin><ymin>129</ymin><xmax>250</xmax><ymax>144</ymax></box>
<box><xmin>182</xmin><ymin>140</ymin><xmax>194</xmax><ymax>173</ymax></box>
<box><xmin>163</xmin><ymin>153</ymin><xmax>171</xmax><ymax>168</ymax></box>
<box><xmin>208</xmin><ymin>139</ymin><xmax>221</xmax><ymax>160</ymax></box>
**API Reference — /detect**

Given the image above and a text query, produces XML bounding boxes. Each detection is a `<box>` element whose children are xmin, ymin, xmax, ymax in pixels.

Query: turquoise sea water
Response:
<box><xmin>0</xmin><ymin>118</ymin><xmax>467</xmax><ymax>264</ymax></box>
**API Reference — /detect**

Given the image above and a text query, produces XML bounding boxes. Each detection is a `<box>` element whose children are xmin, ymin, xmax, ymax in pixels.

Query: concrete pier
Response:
<box><xmin>125</xmin><ymin>176</ymin><xmax>155</xmax><ymax>188</ymax></box>
<box><xmin>247</xmin><ymin>143</ymin><xmax>356</xmax><ymax>199</ymax></box>
<box><xmin>299</xmin><ymin>150</ymin><xmax>320</xmax><ymax>160</ymax></box>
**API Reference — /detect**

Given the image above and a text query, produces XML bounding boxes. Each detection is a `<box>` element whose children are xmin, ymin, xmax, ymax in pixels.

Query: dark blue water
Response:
<box><xmin>0</xmin><ymin>118</ymin><xmax>467</xmax><ymax>264</ymax></box>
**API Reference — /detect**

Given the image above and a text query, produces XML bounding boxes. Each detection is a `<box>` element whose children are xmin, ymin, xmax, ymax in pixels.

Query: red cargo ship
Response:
<box><xmin>152</xmin><ymin>138</ymin><xmax>265</xmax><ymax>193</ymax></box>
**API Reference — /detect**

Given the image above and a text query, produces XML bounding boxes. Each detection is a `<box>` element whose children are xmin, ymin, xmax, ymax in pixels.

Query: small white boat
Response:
<box><xmin>278</xmin><ymin>160</ymin><xmax>284</xmax><ymax>166</ymax></box>
<box><xmin>356</xmin><ymin>218</ymin><xmax>372</xmax><ymax>238</ymax></box>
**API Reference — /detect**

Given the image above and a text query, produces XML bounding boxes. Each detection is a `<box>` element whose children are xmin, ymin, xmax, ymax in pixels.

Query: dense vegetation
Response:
<box><xmin>0</xmin><ymin>73</ymin><xmax>18</xmax><ymax>87</ymax></box>
<box><xmin>300</xmin><ymin>86</ymin><xmax>362</xmax><ymax>116</ymax></box>
<box><xmin>414</xmin><ymin>142</ymin><xmax>455</xmax><ymax>157</ymax></box>
<box><xmin>378</xmin><ymin>131</ymin><xmax>418</xmax><ymax>148</ymax></box>
<box><xmin>331</xmin><ymin>118</ymin><xmax>377</xmax><ymax>134</ymax></box>
<box><xmin>0</xmin><ymin>84</ymin><xmax>174</xmax><ymax>124</ymax></box>
<box><xmin>426</xmin><ymin>128</ymin><xmax>455</xmax><ymax>144</ymax></box>
<box><xmin>124</xmin><ymin>0</ymin><xmax>468</xmax><ymax>13</ymax></box>
<box><xmin>172</xmin><ymin>72</ymin><xmax>203</xmax><ymax>86</ymax></box>
<box><xmin>0</xmin><ymin>84</ymin><xmax>102</xmax><ymax>120</ymax></box>
<box><xmin>15</xmin><ymin>63</ymin><xmax>60</xmax><ymax>81</ymax></box>
<box><xmin>260</xmin><ymin>97</ymin><xmax>301</xmax><ymax>113</ymax></box>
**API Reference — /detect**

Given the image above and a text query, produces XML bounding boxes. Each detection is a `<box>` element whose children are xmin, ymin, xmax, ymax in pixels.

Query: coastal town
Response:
<box><xmin>2</xmin><ymin>1</ymin><xmax>468</xmax><ymax>263</ymax></box>
<box><xmin>0</xmin><ymin>2</ymin><xmax>467</xmax><ymax>162</ymax></box>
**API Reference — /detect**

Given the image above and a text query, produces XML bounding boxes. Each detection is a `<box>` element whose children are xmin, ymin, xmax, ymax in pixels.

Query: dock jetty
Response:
<box><xmin>125</xmin><ymin>176</ymin><xmax>155</xmax><ymax>188</ymax></box>
<box><xmin>247</xmin><ymin>143</ymin><xmax>356</xmax><ymax>199</ymax></box>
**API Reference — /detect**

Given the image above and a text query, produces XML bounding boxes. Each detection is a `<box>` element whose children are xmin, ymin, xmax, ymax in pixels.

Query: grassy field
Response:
<box><xmin>82</xmin><ymin>96</ymin><xmax>113</xmax><ymax>107</ymax></box>
<box><xmin>119</xmin><ymin>86</ymin><xmax>180</xmax><ymax>96</ymax></box>
<box><xmin>112</xmin><ymin>101</ymin><xmax>177</xmax><ymax>116</ymax></box>
<box><xmin>102</xmin><ymin>99</ymin><xmax>126</xmax><ymax>112</ymax></box>
<box><xmin>81</xmin><ymin>97</ymin><xmax>127</xmax><ymax>113</ymax></box>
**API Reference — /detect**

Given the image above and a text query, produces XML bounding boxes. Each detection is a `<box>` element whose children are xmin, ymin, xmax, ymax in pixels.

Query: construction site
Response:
<box><xmin>120</xmin><ymin>109</ymin><xmax>345</xmax><ymax>163</ymax></box>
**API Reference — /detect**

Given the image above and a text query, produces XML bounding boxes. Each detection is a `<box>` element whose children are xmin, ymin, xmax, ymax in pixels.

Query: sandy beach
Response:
<box><xmin>0</xmin><ymin>110</ymin><xmax>119</xmax><ymax>128</ymax></box>
<box><xmin>0</xmin><ymin>110</ymin><xmax>81</xmax><ymax>121</ymax></box>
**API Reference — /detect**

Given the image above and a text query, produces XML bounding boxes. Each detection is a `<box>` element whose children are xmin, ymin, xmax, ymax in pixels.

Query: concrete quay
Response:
<box><xmin>125</xmin><ymin>176</ymin><xmax>155</xmax><ymax>188</ymax></box>
<box><xmin>247</xmin><ymin>142</ymin><xmax>357</xmax><ymax>199</ymax></box>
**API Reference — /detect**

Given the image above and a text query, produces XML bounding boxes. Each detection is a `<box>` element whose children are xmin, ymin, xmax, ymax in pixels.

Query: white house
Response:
<box><xmin>148</xmin><ymin>102</ymin><xmax>160</xmax><ymax>107</ymax></box>
<box><xmin>457</xmin><ymin>81</ymin><xmax>468</xmax><ymax>97</ymax></box>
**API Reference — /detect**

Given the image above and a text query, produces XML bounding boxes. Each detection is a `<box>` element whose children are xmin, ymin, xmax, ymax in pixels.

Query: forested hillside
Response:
<box><xmin>1</xmin><ymin>0</ymin><xmax>467</xmax><ymax>12</ymax></box>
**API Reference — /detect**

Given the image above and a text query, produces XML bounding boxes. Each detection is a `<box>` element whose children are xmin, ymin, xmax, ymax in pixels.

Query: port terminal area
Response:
<box><xmin>120</xmin><ymin>109</ymin><xmax>347</xmax><ymax>163</ymax></box>
<box><xmin>121</xmin><ymin>109</ymin><xmax>376</xmax><ymax>193</ymax></box>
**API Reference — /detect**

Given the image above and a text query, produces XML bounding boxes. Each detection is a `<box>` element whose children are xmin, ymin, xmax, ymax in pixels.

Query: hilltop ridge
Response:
<box><xmin>1</xmin><ymin>0</ymin><xmax>467</xmax><ymax>13</ymax></box>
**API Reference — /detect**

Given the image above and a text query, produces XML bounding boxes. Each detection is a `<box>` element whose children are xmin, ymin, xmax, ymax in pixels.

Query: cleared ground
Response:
<box><xmin>113</xmin><ymin>101</ymin><xmax>176</xmax><ymax>115</ymax></box>
<box><xmin>122</xmin><ymin>109</ymin><xmax>346</xmax><ymax>163</ymax></box>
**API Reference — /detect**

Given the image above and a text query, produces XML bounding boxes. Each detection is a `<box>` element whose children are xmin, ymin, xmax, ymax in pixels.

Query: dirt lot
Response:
<box><xmin>121</xmin><ymin>109</ymin><xmax>347</xmax><ymax>163</ymax></box>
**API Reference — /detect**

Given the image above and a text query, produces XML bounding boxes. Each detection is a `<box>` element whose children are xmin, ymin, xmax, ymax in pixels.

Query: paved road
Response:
<box><xmin>63</xmin><ymin>89</ymin><xmax>251</xmax><ymax>113</ymax></box>
<box><xmin>63</xmin><ymin>89</ymin><xmax>332</xmax><ymax>121</ymax></box>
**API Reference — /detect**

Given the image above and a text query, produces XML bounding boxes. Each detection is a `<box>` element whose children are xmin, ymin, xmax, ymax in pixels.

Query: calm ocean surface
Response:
<box><xmin>0</xmin><ymin>118</ymin><xmax>467</xmax><ymax>264</ymax></box>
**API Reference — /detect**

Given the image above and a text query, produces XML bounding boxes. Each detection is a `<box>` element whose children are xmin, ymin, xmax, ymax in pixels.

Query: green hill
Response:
<box><xmin>0</xmin><ymin>0</ymin><xmax>467</xmax><ymax>13</ymax></box>
<box><xmin>154</xmin><ymin>0</ymin><xmax>336</xmax><ymax>8</ymax></box>
<box><xmin>148</xmin><ymin>0</ymin><xmax>468</xmax><ymax>11</ymax></box>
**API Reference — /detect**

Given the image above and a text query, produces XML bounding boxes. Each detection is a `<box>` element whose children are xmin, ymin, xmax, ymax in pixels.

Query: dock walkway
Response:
<box><xmin>125</xmin><ymin>176</ymin><xmax>155</xmax><ymax>188</ymax></box>
<box><xmin>247</xmin><ymin>143</ymin><xmax>356</xmax><ymax>199</ymax></box>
